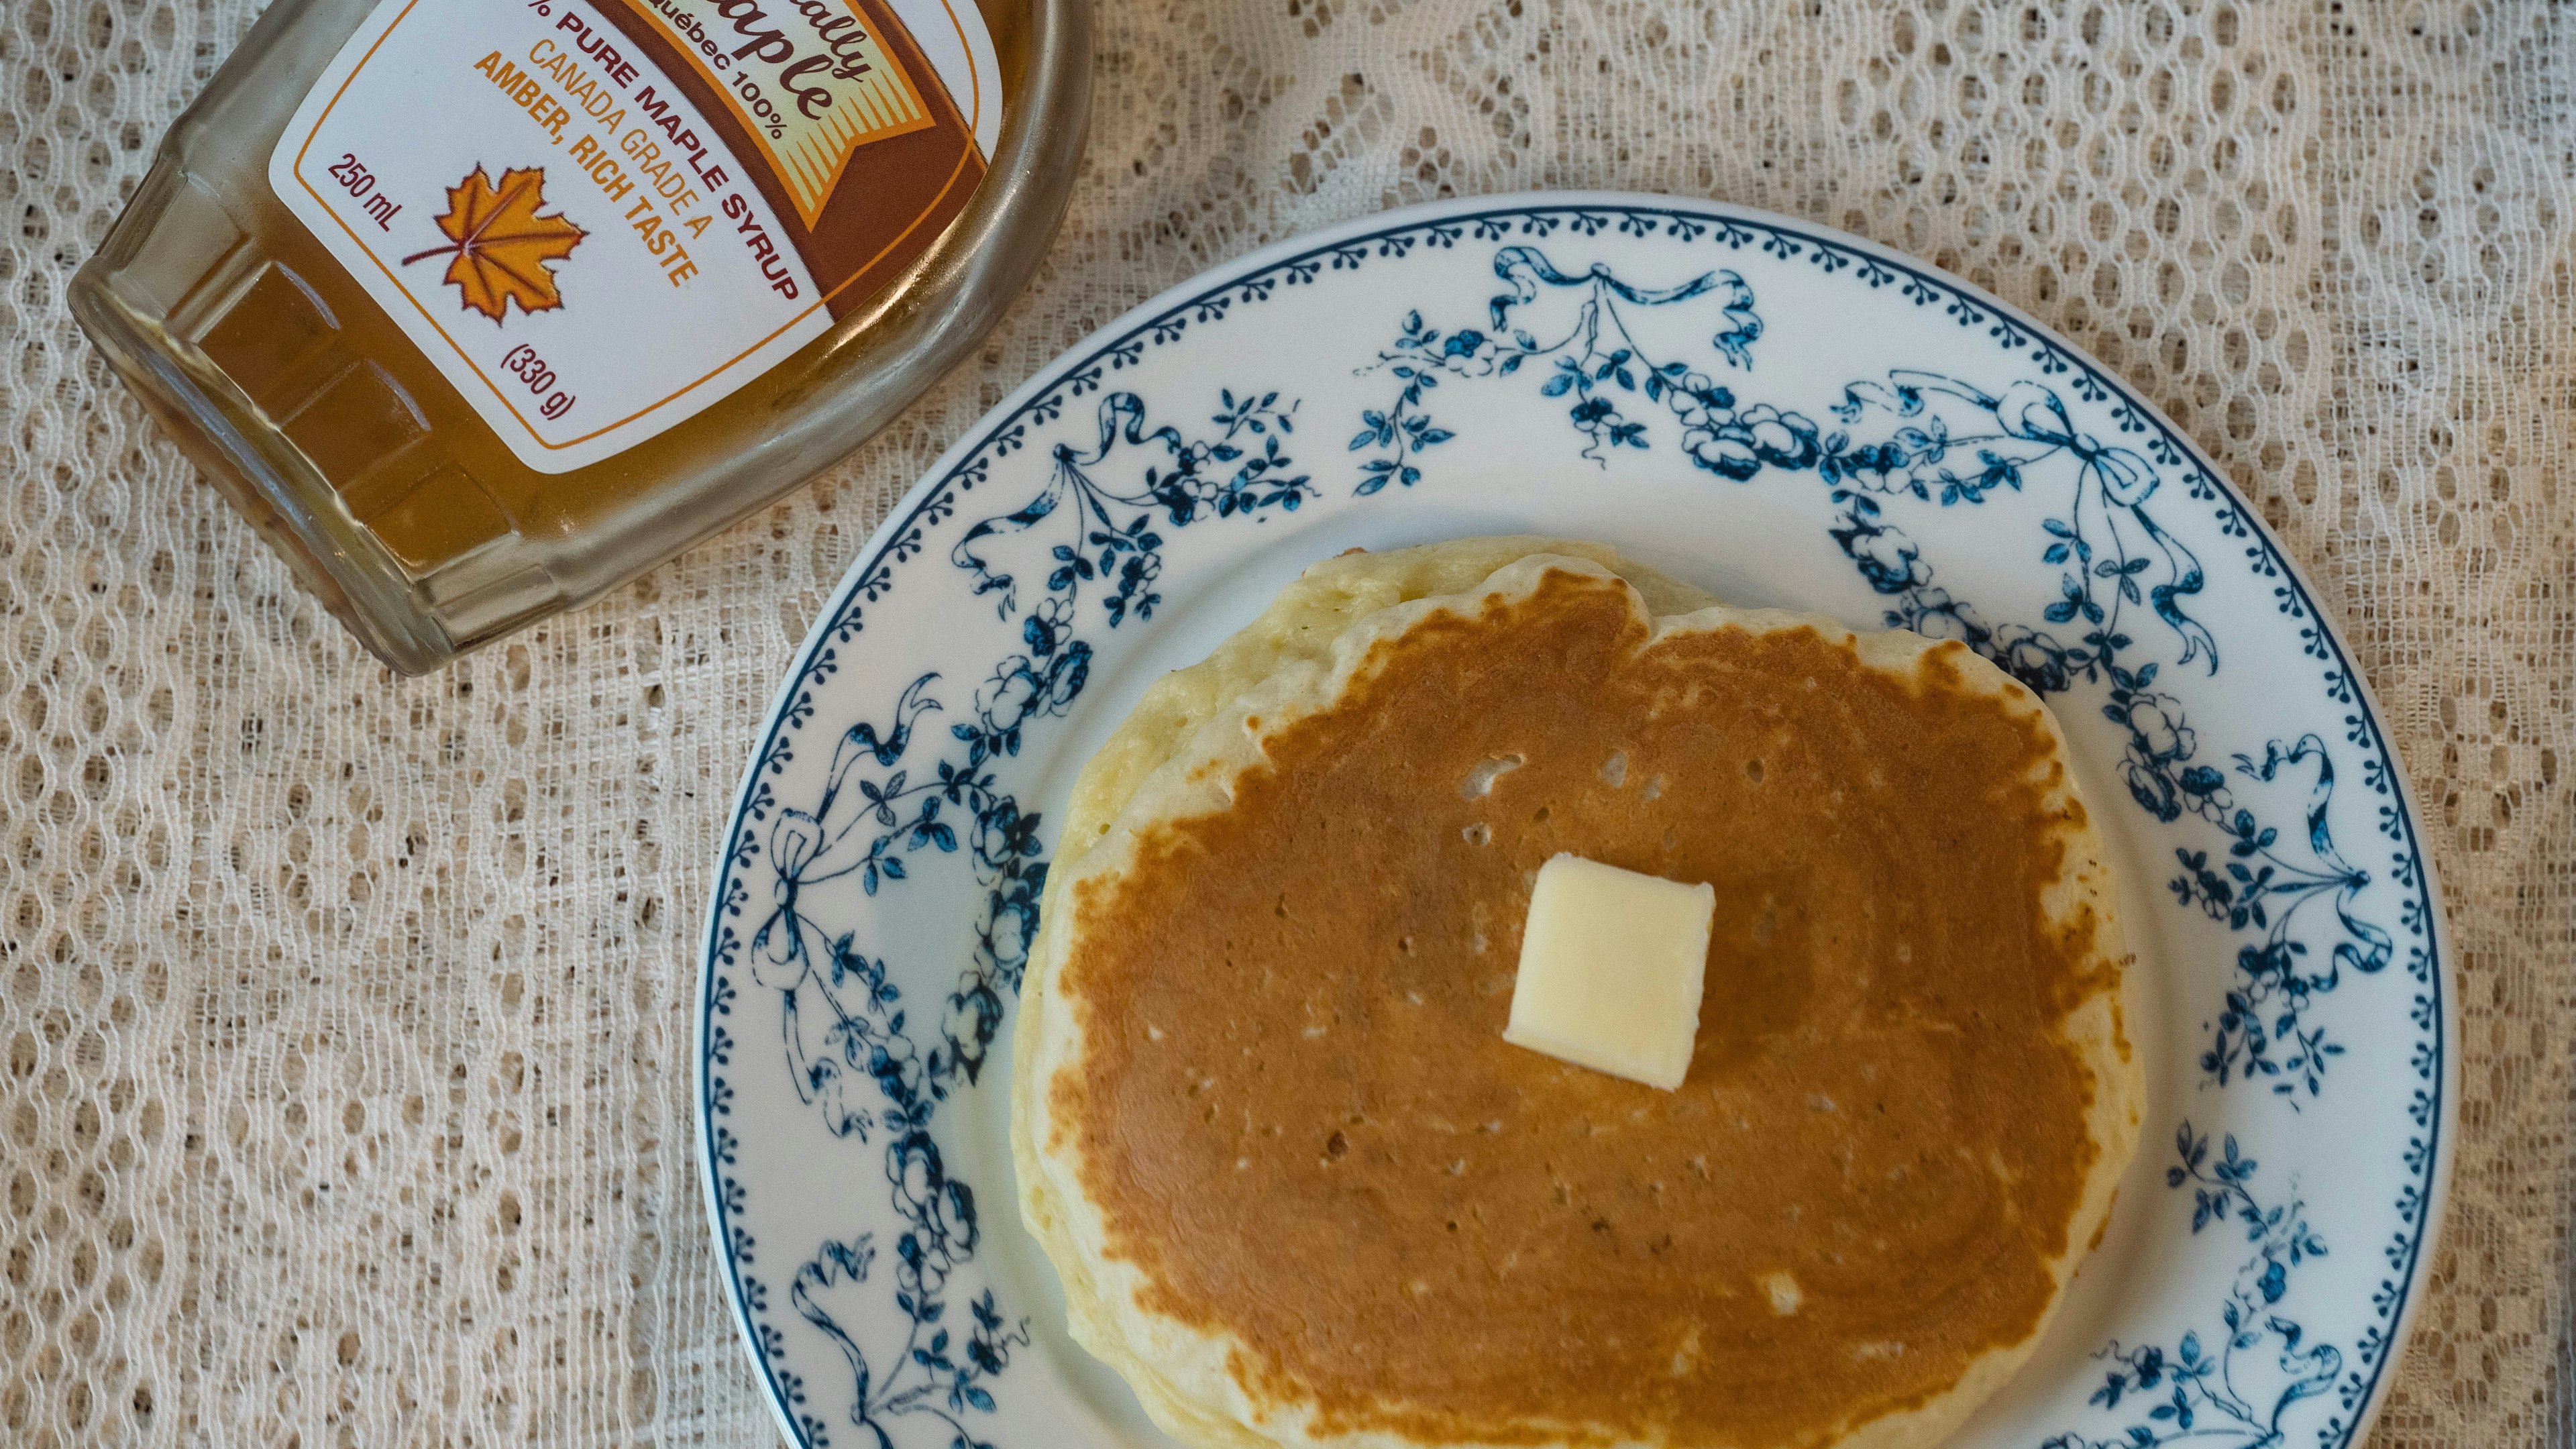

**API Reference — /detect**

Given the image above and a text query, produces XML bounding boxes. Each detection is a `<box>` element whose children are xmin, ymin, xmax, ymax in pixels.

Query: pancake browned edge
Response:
<box><xmin>1013</xmin><ymin>537</ymin><xmax>2143</xmax><ymax>1449</ymax></box>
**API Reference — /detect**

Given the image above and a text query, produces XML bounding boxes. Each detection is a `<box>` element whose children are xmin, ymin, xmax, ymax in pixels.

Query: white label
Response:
<box><xmin>898</xmin><ymin>0</ymin><xmax>1003</xmax><ymax>161</ymax></box>
<box><xmin>268</xmin><ymin>0</ymin><xmax>997</xmax><ymax>474</ymax></box>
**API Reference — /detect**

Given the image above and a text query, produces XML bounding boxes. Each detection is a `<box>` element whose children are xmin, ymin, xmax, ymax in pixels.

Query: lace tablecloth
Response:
<box><xmin>3</xmin><ymin>0</ymin><xmax>2569</xmax><ymax>1443</ymax></box>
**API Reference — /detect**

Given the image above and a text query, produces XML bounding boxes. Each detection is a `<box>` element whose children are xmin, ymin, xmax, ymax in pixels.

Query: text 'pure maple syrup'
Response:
<box><xmin>72</xmin><ymin>0</ymin><xmax>1089</xmax><ymax>672</ymax></box>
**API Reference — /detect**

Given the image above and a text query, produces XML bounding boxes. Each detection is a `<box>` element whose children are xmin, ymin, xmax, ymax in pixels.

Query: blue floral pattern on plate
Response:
<box><xmin>700</xmin><ymin>195</ymin><xmax>2451</xmax><ymax>1449</ymax></box>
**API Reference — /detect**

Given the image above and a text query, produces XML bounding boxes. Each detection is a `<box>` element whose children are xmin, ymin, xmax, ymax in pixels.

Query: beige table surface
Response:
<box><xmin>3</xmin><ymin>0</ymin><xmax>2571</xmax><ymax>1444</ymax></box>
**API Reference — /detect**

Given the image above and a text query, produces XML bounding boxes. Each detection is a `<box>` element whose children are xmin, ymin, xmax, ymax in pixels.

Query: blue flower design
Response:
<box><xmin>2043</xmin><ymin>1126</ymin><xmax>2339</xmax><ymax>1449</ymax></box>
<box><xmin>1349</xmin><ymin>246</ymin><xmax>1765</xmax><ymax>488</ymax></box>
<box><xmin>955</xmin><ymin>389</ymin><xmax>1309</xmax><ymax>628</ymax></box>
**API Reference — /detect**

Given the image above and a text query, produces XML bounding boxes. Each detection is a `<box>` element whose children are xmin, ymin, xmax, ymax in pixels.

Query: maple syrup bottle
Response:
<box><xmin>72</xmin><ymin>0</ymin><xmax>1089</xmax><ymax>672</ymax></box>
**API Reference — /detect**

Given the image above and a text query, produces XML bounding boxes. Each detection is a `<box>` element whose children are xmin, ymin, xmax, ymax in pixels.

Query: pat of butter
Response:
<box><xmin>1503</xmin><ymin>854</ymin><xmax>1715</xmax><ymax>1090</ymax></box>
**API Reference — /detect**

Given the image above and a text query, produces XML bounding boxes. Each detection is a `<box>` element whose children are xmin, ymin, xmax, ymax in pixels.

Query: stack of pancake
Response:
<box><xmin>1014</xmin><ymin>537</ymin><xmax>2141</xmax><ymax>1449</ymax></box>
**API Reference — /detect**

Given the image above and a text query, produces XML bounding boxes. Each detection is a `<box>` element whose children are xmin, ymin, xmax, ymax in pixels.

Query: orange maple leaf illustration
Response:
<box><xmin>399</xmin><ymin>166</ymin><xmax>586</xmax><ymax>323</ymax></box>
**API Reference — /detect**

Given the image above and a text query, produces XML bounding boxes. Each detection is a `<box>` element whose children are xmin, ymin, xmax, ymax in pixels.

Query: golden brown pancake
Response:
<box><xmin>1014</xmin><ymin>540</ymin><xmax>2140</xmax><ymax>1449</ymax></box>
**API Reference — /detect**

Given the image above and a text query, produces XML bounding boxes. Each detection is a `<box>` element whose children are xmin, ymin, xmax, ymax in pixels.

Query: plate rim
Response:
<box><xmin>694</xmin><ymin>189</ymin><xmax>2458</xmax><ymax>1449</ymax></box>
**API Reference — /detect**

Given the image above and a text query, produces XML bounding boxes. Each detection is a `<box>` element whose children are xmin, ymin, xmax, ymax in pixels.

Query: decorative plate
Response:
<box><xmin>698</xmin><ymin>193</ymin><xmax>2454</xmax><ymax>1449</ymax></box>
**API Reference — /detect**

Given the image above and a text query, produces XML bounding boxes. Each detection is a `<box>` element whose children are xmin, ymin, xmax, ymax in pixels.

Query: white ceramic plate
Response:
<box><xmin>698</xmin><ymin>194</ymin><xmax>2453</xmax><ymax>1449</ymax></box>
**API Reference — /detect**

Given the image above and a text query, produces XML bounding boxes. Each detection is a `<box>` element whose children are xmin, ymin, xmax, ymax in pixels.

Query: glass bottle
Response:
<box><xmin>72</xmin><ymin>0</ymin><xmax>1089</xmax><ymax>673</ymax></box>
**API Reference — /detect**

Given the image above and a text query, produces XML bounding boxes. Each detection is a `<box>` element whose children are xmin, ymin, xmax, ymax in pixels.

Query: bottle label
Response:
<box><xmin>268</xmin><ymin>0</ymin><xmax>1000</xmax><ymax>474</ymax></box>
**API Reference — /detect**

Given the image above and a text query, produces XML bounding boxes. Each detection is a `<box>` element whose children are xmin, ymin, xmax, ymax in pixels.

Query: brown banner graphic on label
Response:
<box><xmin>590</xmin><ymin>0</ymin><xmax>984</xmax><ymax>320</ymax></box>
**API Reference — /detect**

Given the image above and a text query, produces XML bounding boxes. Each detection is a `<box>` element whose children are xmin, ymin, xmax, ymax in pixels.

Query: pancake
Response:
<box><xmin>1014</xmin><ymin>539</ymin><xmax>2142</xmax><ymax>1449</ymax></box>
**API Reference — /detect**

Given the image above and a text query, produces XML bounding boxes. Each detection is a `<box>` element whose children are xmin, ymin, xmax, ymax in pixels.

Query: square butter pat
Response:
<box><xmin>1503</xmin><ymin>854</ymin><xmax>1716</xmax><ymax>1090</ymax></box>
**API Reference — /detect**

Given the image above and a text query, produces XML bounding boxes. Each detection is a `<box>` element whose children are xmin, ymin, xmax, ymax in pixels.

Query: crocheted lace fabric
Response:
<box><xmin>1</xmin><ymin>0</ymin><xmax>2568</xmax><ymax>1442</ymax></box>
